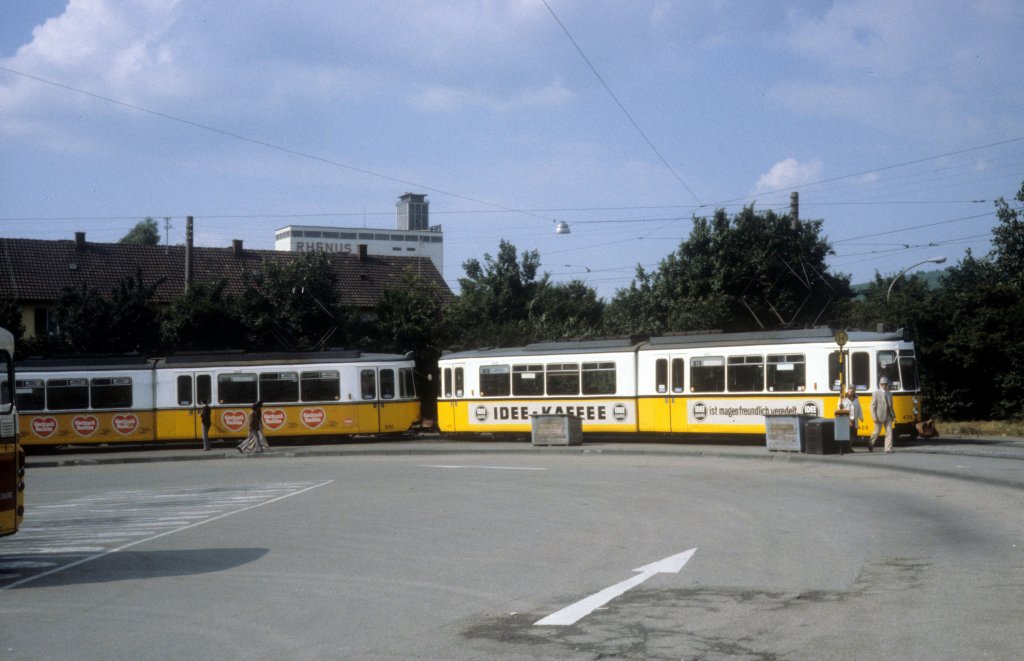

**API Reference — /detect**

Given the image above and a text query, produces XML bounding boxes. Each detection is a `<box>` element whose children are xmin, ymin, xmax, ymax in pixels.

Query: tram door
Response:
<box><xmin>357</xmin><ymin>367</ymin><xmax>403</xmax><ymax>433</ymax></box>
<box><xmin>172</xmin><ymin>372</ymin><xmax>213</xmax><ymax>440</ymax></box>
<box><xmin>440</xmin><ymin>364</ymin><xmax>466</xmax><ymax>432</ymax></box>
<box><xmin>650</xmin><ymin>355</ymin><xmax>687</xmax><ymax>432</ymax></box>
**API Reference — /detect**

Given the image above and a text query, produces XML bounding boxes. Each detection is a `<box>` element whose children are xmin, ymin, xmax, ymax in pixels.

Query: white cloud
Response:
<box><xmin>755</xmin><ymin>157</ymin><xmax>823</xmax><ymax>194</ymax></box>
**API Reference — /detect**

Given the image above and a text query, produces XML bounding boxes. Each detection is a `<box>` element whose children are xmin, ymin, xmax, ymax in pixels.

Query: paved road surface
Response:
<box><xmin>2</xmin><ymin>436</ymin><xmax>1023</xmax><ymax>659</ymax></box>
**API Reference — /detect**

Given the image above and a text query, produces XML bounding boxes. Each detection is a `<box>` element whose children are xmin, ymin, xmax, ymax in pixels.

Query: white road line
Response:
<box><xmin>535</xmin><ymin>548</ymin><xmax>698</xmax><ymax>626</ymax></box>
<box><xmin>423</xmin><ymin>465</ymin><xmax>549</xmax><ymax>471</ymax></box>
<box><xmin>1</xmin><ymin>480</ymin><xmax>334</xmax><ymax>590</ymax></box>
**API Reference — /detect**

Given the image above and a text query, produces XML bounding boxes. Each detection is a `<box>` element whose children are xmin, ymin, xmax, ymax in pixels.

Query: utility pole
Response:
<box><xmin>163</xmin><ymin>217</ymin><xmax>172</xmax><ymax>255</ymax></box>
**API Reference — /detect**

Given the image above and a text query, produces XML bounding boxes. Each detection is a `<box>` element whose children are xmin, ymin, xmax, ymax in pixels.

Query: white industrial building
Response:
<box><xmin>275</xmin><ymin>193</ymin><xmax>444</xmax><ymax>274</ymax></box>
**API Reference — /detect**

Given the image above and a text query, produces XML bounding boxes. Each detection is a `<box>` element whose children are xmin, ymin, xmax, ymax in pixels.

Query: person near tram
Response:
<box><xmin>237</xmin><ymin>401</ymin><xmax>269</xmax><ymax>453</ymax></box>
<box><xmin>869</xmin><ymin>377</ymin><xmax>896</xmax><ymax>453</ymax></box>
<box><xmin>200</xmin><ymin>401</ymin><xmax>212</xmax><ymax>451</ymax></box>
<box><xmin>840</xmin><ymin>387</ymin><xmax>863</xmax><ymax>451</ymax></box>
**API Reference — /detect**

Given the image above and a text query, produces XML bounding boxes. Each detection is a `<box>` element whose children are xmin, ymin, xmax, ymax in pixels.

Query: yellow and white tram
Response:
<box><xmin>15</xmin><ymin>350</ymin><xmax>420</xmax><ymax>447</ymax></box>
<box><xmin>437</xmin><ymin>329</ymin><xmax>922</xmax><ymax>440</ymax></box>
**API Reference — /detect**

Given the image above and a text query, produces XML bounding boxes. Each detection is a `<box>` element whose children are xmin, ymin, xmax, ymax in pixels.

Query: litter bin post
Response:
<box><xmin>833</xmin><ymin>410</ymin><xmax>851</xmax><ymax>455</ymax></box>
<box><xmin>531</xmin><ymin>414</ymin><xmax>582</xmax><ymax>446</ymax></box>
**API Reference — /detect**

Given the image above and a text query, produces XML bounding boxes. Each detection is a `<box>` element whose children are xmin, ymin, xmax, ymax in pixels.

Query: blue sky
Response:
<box><xmin>2</xmin><ymin>0</ymin><xmax>1022</xmax><ymax>299</ymax></box>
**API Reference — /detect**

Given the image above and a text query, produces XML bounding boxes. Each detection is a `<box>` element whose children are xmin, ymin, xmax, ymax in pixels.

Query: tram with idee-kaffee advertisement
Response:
<box><xmin>437</xmin><ymin>328</ymin><xmax>923</xmax><ymax>440</ymax></box>
<box><xmin>15</xmin><ymin>350</ymin><xmax>420</xmax><ymax>447</ymax></box>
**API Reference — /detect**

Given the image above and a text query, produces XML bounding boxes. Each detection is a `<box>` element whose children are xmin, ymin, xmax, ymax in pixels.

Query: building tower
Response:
<box><xmin>397</xmin><ymin>193</ymin><xmax>429</xmax><ymax>231</ymax></box>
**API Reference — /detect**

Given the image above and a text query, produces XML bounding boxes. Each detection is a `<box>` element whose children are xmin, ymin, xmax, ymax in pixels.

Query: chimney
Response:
<box><xmin>232</xmin><ymin>239</ymin><xmax>244</xmax><ymax>256</ymax></box>
<box><xmin>184</xmin><ymin>216</ymin><xmax>193</xmax><ymax>292</ymax></box>
<box><xmin>358</xmin><ymin>244</ymin><xmax>368</xmax><ymax>261</ymax></box>
<box><xmin>75</xmin><ymin>232</ymin><xmax>86</xmax><ymax>248</ymax></box>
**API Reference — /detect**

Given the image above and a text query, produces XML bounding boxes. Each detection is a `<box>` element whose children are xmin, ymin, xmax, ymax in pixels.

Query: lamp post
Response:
<box><xmin>886</xmin><ymin>256</ymin><xmax>947</xmax><ymax>302</ymax></box>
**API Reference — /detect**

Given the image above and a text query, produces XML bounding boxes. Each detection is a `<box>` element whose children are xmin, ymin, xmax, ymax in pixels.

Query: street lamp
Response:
<box><xmin>886</xmin><ymin>256</ymin><xmax>947</xmax><ymax>302</ymax></box>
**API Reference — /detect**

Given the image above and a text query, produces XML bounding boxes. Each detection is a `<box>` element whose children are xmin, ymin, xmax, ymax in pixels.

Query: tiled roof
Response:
<box><xmin>0</xmin><ymin>237</ymin><xmax>452</xmax><ymax>309</ymax></box>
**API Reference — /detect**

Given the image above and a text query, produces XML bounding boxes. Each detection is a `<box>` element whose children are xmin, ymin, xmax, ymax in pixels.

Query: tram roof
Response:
<box><xmin>156</xmin><ymin>349</ymin><xmax>410</xmax><ymax>367</ymax></box>
<box><xmin>442</xmin><ymin>337</ymin><xmax>644</xmax><ymax>359</ymax></box>
<box><xmin>16</xmin><ymin>355</ymin><xmax>153</xmax><ymax>371</ymax></box>
<box><xmin>643</xmin><ymin>327</ymin><xmax>908</xmax><ymax>350</ymax></box>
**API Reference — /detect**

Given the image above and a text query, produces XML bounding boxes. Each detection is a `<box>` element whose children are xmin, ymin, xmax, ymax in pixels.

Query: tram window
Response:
<box><xmin>400</xmin><ymin>368</ymin><xmax>416</xmax><ymax>398</ymax></box>
<box><xmin>380</xmin><ymin>369</ymin><xmax>396</xmax><ymax>400</ymax></box>
<box><xmin>767</xmin><ymin>354</ymin><xmax>805</xmax><ymax>392</ymax></box>
<box><xmin>728</xmin><ymin>355</ymin><xmax>764</xmax><ymax>392</ymax></box>
<box><xmin>46</xmin><ymin>378</ymin><xmax>89</xmax><ymax>410</ymax></box>
<box><xmin>259</xmin><ymin>372</ymin><xmax>298</xmax><ymax>403</ymax></box>
<box><xmin>690</xmin><ymin>357</ymin><xmax>725</xmax><ymax>392</ymax></box>
<box><xmin>547</xmin><ymin>363</ymin><xmax>580</xmax><ymax>396</ymax></box>
<box><xmin>15</xmin><ymin>379</ymin><xmax>45</xmax><ymax>411</ymax></box>
<box><xmin>454</xmin><ymin>367</ymin><xmax>464</xmax><ymax>398</ymax></box>
<box><xmin>513</xmin><ymin>364</ymin><xmax>544</xmax><ymax>396</ymax></box>
<box><xmin>878</xmin><ymin>351</ymin><xmax>900</xmax><ymax>389</ymax></box>
<box><xmin>442</xmin><ymin>368</ymin><xmax>452</xmax><ymax>398</ymax></box>
<box><xmin>582</xmin><ymin>362</ymin><xmax>616</xmax><ymax>395</ymax></box>
<box><xmin>360</xmin><ymin>369</ymin><xmax>377</xmax><ymax>400</ymax></box>
<box><xmin>480</xmin><ymin>365</ymin><xmax>511</xmax><ymax>397</ymax></box>
<box><xmin>828</xmin><ymin>351</ymin><xmax>871</xmax><ymax>391</ymax></box>
<box><xmin>300</xmin><ymin>370</ymin><xmax>340</xmax><ymax>401</ymax></box>
<box><xmin>852</xmin><ymin>352</ymin><xmax>869</xmax><ymax>390</ymax></box>
<box><xmin>218</xmin><ymin>373</ymin><xmax>258</xmax><ymax>404</ymax></box>
<box><xmin>177</xmin><ymin>375</ymin><xmax>193</xmax><ymax>405</ymax></box>
<box><xmin>655</xmin><ymin>359</ymin><xmax>668</xmax><ymax>393</ymax></box>
<box><xmin>91</xmin><ymin>377</ymin><xmax>132</xmax><ymax>409</ymax></box>
<box><xmin>671</xmin><ymin>359</ymin><xmax>685</xmax><ymax>393</ymax></box>
<box><xmin>197</xmin><ymin>374</ymin><xmax>212</xmax><ymax>405</ymax></box>
<box><xmin>899</xmin><ymin>351</ymin><xmax>918</xmax><ymax>391</ymax></box>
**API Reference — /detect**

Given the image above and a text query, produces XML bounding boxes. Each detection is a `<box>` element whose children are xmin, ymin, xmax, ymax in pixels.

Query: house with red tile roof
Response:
<box><xmin>0</xmin><ymin>233</ymin><xmax>452</xmax><ymax>338</ymax></box>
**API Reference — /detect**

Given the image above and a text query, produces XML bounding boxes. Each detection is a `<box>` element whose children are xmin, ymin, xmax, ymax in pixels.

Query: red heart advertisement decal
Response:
<box><xmin>73</xmin><ymin>415</ymin><xmax>99</xmax><ymax>437</ymax></box>
<box><xmin>31</xmin><ymin>417</ymin><xmax>58</xmax><ymax>438</ymax></box>
<box><xmin>112</xmin><ymin>414</ymin><xmax>139</xmax><ymax>435</ymax></box>
<box><xmin>301</xmin><ymin>408</ymin><xmax>325</xmax><ymax>429</ymax></box>
<box><xmin>262</xmin><ymin>409</ymin><xmax>286</xmax><ymax>430</ymax></box>
<box><xmin>222</xmin><ymin>410</ymin><xmax>247</xmax><ymax>432</ymax></box>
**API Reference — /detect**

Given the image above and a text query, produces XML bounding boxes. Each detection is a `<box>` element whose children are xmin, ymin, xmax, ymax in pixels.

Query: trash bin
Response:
<box><xmin>804</xmin><ymin>417</ymin><xmax>838</xmax><ymax>454</ymax></box>
<box><xmin>531</xmin><ymin>414</ymin><xmax>582</xmax><ymax>446</ymax></box>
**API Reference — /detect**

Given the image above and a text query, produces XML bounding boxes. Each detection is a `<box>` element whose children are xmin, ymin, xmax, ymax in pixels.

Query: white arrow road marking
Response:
<box><xmin>534</xmin><ymin>548</ymin><xmax>697</xmax><ymax>626</ymax></box>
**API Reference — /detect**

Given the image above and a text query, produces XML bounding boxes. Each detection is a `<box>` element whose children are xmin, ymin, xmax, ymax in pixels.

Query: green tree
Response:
<box><xmin>606</xmin><ymin>206</ymin><xmax>850</xmax><ymax>334</ymax></box>
<box><xmin>161</xmin><ymin>281</ymin><xmax>244</xmax><ymax>351</ymax></box>
<box><xmin>374</xmin><ymin>272</ymin><xmax>451</xmax><ymax>419</ymax></box>
<box><xmin>526</xmin><ymin>279</ymin><xmax>606</xmax><ymax>340</ymax></box>
<box><xmin>448</xmin><ymin>240</ymin><xmax>547</xmax><ymax>349</ymax></box>
<box><xmin>51</xmin><ymin>283</ymin><xmax>114</xmax><ymax>353</ymax></box>
<box><xmin>233</xmin><ymin>252</ymin><xmax>362</xmax><ymax>351</ymax></box>
<box><xmin>119</xmin><ymin>218</ymin><xmax>161</xmax><ymax>245</ymax></box>
<box><xmin>107</xmin><ymin>270</ymin><xmax>164</xmax><ymax>353</ymax></box>
<box><xmin>0</xmin><ymin>298</ymin><xmax>25</xmax><ymax>347</ymax></box>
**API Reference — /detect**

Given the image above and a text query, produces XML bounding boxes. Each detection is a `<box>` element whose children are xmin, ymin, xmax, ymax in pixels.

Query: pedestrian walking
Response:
<box><xmin>869</xmin><ymin>377</ymin><xmax>896</xmax><ymax>453</ymax></box>
<box><xmin>200</xmin><ymin>401</ymin><xmax>212</xmax><ymax>451</ymax></box>
<box><xmin>237</xmin><ymin>401</ymin><xmax>270</xmax><ymax>454</ymax></box>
